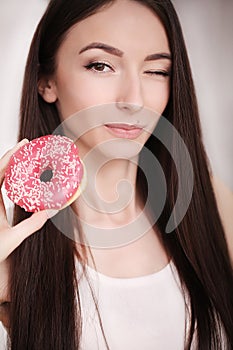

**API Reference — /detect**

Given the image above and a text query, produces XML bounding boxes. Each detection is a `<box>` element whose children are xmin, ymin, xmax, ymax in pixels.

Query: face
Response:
<box><xmin>39</xmin><ymin>0</ymin><xmax>172</xmax><ymax>159</ymax></box>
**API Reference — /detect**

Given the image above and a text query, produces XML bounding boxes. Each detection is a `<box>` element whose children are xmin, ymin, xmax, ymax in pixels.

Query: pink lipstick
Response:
<box><xmin>104</xmin><ymin>123</ymin><xmax>144</xmax><ymax>139</ymax></box>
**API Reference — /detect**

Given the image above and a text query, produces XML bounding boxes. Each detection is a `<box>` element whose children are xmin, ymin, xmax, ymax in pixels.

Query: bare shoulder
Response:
<box><xmin>211</xmin><ymin>175</ymin><xmax>233</xmax><ymax>262</ymax></box>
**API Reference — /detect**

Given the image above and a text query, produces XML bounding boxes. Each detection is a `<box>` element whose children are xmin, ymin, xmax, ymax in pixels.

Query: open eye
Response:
<box><xmin>84</xmin><ymin>61</ymin><xmax>114</xmax><ymax>73</ymax></box>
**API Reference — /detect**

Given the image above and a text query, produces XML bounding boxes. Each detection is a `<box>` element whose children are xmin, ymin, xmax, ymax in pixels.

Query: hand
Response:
<box><xmin>0</xmin><ymin>139</ymin><xmax>49</xmax><ymax>263</ymax></box>
<box><xmin>0</xmin><ymin>140</ymin><xmax>50</xmax><ymax>305</ymax></box>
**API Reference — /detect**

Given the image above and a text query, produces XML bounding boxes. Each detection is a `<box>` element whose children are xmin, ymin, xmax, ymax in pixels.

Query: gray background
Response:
<box><xmin>0</xmin><ymin>0</ymin><xmax>232</xmax><ymax>189</ymax></box>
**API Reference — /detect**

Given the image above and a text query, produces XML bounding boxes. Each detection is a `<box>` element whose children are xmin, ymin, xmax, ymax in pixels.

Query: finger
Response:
<box><xmin>0</xmin><ymin>193</ymin><xmax>8</xmax><ymax>227</ymax></box>
<box><xmin>9</xmin><ymin>209</ymin><xmax>58</xmax><ymax>246</ymax></box>
<box><xmin>0</xmin><ymin>139</ymin><xmax>29</xmax><ymax>226</ymax></box>
<box><xmin>0</xmin><ymin>139</ymin><xmax>29</xmax><ymax>185</ymax></box>
<box><xmin>1</xmin><ymin>211</ymin><xmax>49</xmax><ymax>260</ymax></box>
<box><xmin>12</xmin><ymin>210</ymin><xmax>49</xmax><ymax>240</ymax></box>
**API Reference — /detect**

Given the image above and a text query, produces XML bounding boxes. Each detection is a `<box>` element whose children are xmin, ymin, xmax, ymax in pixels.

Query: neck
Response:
<box><xmin>73</xmin><ymin>150</ymin><xmax>141</xmax><ymax>228</ymax></box>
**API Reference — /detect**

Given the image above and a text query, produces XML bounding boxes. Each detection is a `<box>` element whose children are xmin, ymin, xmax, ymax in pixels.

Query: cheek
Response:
<box><xmin>76</xmin><ymin>127</ymin><xmax>112</xmax><ymax>159</ymax></box>
<box><xmin>55</xmin><ymin>74</ymin><xmax>116</xmax><ymax>120</ymax></box>
<box><xmin>144</xmin><ymin>82</ymin><xmax>170</xmax><ymax>115</ymax></box>
<box><xmin>55</xmin><ymin>81</ymin><xmax>94</xmax><ymax>120</ymax></box>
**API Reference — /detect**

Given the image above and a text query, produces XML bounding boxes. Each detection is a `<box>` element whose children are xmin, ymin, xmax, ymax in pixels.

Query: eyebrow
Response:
<box><xmin>79</xmin><ymin>42</ymin><xmax>172</xmax><ymax>61</ymax></box>
<box><xmin>144</xmin><ymin>52</ymin><xmax>171</xmax><ymax>61</ymax></box>
<box><xmin>79</xmin><ymin>42</ymin><xmax>123</xmax><ymax>57</ymax></box>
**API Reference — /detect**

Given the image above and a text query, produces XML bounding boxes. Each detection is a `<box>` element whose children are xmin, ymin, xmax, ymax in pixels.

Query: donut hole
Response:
<box><xmin>40</xmin><ymin>168</ymin><xmax>53</xmax><ymax>183</ymax></box>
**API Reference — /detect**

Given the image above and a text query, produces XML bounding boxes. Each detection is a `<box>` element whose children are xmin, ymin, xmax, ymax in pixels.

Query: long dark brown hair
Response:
<box><xmin>6</xmin><ymin>0</ymin><xmax>233</xmax><ymax>349</ymax></box>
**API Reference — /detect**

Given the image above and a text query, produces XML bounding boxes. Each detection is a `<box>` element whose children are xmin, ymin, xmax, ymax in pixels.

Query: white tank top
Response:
<box><xmin>76</xmin><ymin>260</ymin><xmax>192</xmax><ymax>350</ymax></box>
<box><xmin>0</xmin><ymin>261</ymin><xmax>195</xmax><ymax>350</ymax></box>
<box><xmin>0</xmin><ymin>323</ymin><xmax>7</xmax><ymax>350</ymax></box>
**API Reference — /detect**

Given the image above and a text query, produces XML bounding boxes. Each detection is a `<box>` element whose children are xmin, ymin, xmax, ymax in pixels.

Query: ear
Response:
<box><xmin>38</xmin><ymin>78</ymin><xmax>57</xmax><ymax>103</ymax></box>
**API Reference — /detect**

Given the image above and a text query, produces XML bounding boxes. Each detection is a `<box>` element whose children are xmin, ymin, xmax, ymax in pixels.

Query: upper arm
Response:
<box><xmin>211</xmin><ymin>175</ymin><xmax>233</xmax><ymax>263</ymax></box>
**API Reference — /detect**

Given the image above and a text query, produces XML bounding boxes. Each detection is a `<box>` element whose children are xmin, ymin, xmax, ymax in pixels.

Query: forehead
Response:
<box><xmin>59</xmin><ymin>0</ymin><xmax>170</xmax><ymax>56</ymax></box>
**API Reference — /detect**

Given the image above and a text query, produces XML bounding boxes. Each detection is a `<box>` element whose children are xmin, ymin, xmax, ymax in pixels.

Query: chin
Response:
<box><xmin>96</xmin><ymin>138</ymin><xmax>143</xmax><ymax>161</ymax></box>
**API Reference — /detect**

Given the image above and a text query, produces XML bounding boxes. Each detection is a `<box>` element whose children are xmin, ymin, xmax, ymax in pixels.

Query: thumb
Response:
<box><xmin>3</xmin><ymin>211</ymin><xmax>49</xmax><ymax>258</ymax></box>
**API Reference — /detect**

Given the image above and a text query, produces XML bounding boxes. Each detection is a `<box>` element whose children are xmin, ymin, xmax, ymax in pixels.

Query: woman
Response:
<box><xmin>0</xmin><ymin>0</ymin><xmax>233</xmax><ymax>349</ymax></box>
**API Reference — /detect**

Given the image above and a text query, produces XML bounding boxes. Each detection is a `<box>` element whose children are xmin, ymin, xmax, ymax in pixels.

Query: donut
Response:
<box><xmin>4</xmin><ymin>135</ymin><xmax>86</xmax><ymax>212</ymax></box>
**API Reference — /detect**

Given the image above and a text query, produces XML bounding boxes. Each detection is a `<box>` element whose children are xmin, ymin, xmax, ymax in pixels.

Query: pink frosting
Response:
<box><xmin>4</xmin><ymin>135</ymin><xmax>84</xmax><ymax>212</ymax></box>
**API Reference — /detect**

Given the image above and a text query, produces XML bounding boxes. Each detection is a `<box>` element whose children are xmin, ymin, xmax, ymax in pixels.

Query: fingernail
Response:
<box><xmin>19</xmin><ymin>138</ymin><xmax>29</xmax><ymax>145</ymax></box>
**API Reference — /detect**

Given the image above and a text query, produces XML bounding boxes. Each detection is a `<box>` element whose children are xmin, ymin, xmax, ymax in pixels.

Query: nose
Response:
<box><xmin>116</xmin><ymin>72</ymin><xmax>144</xmax><ymax>114</ymax></box>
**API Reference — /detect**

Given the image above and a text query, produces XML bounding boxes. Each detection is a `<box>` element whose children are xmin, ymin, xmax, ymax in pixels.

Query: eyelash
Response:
<box><xmin>84</xmin><ymin>61</ymin><xmax>170</xmax><ymax>77</ymax></box>
<box><xmin>144</xmin><ymin>70</ymin><xmax>170</xmax><ymax>77</ymax></box>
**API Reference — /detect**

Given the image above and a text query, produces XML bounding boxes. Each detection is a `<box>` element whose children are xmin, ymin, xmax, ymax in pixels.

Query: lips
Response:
<box><xmin>105</xmin><ymin>123</ymin><xmax>143</xmax><ymax>130</ymax></box>
<box><xmin>104</xmin><ymin>123</ymin><xmax>144</xmax><ymax>139</ymax></box>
